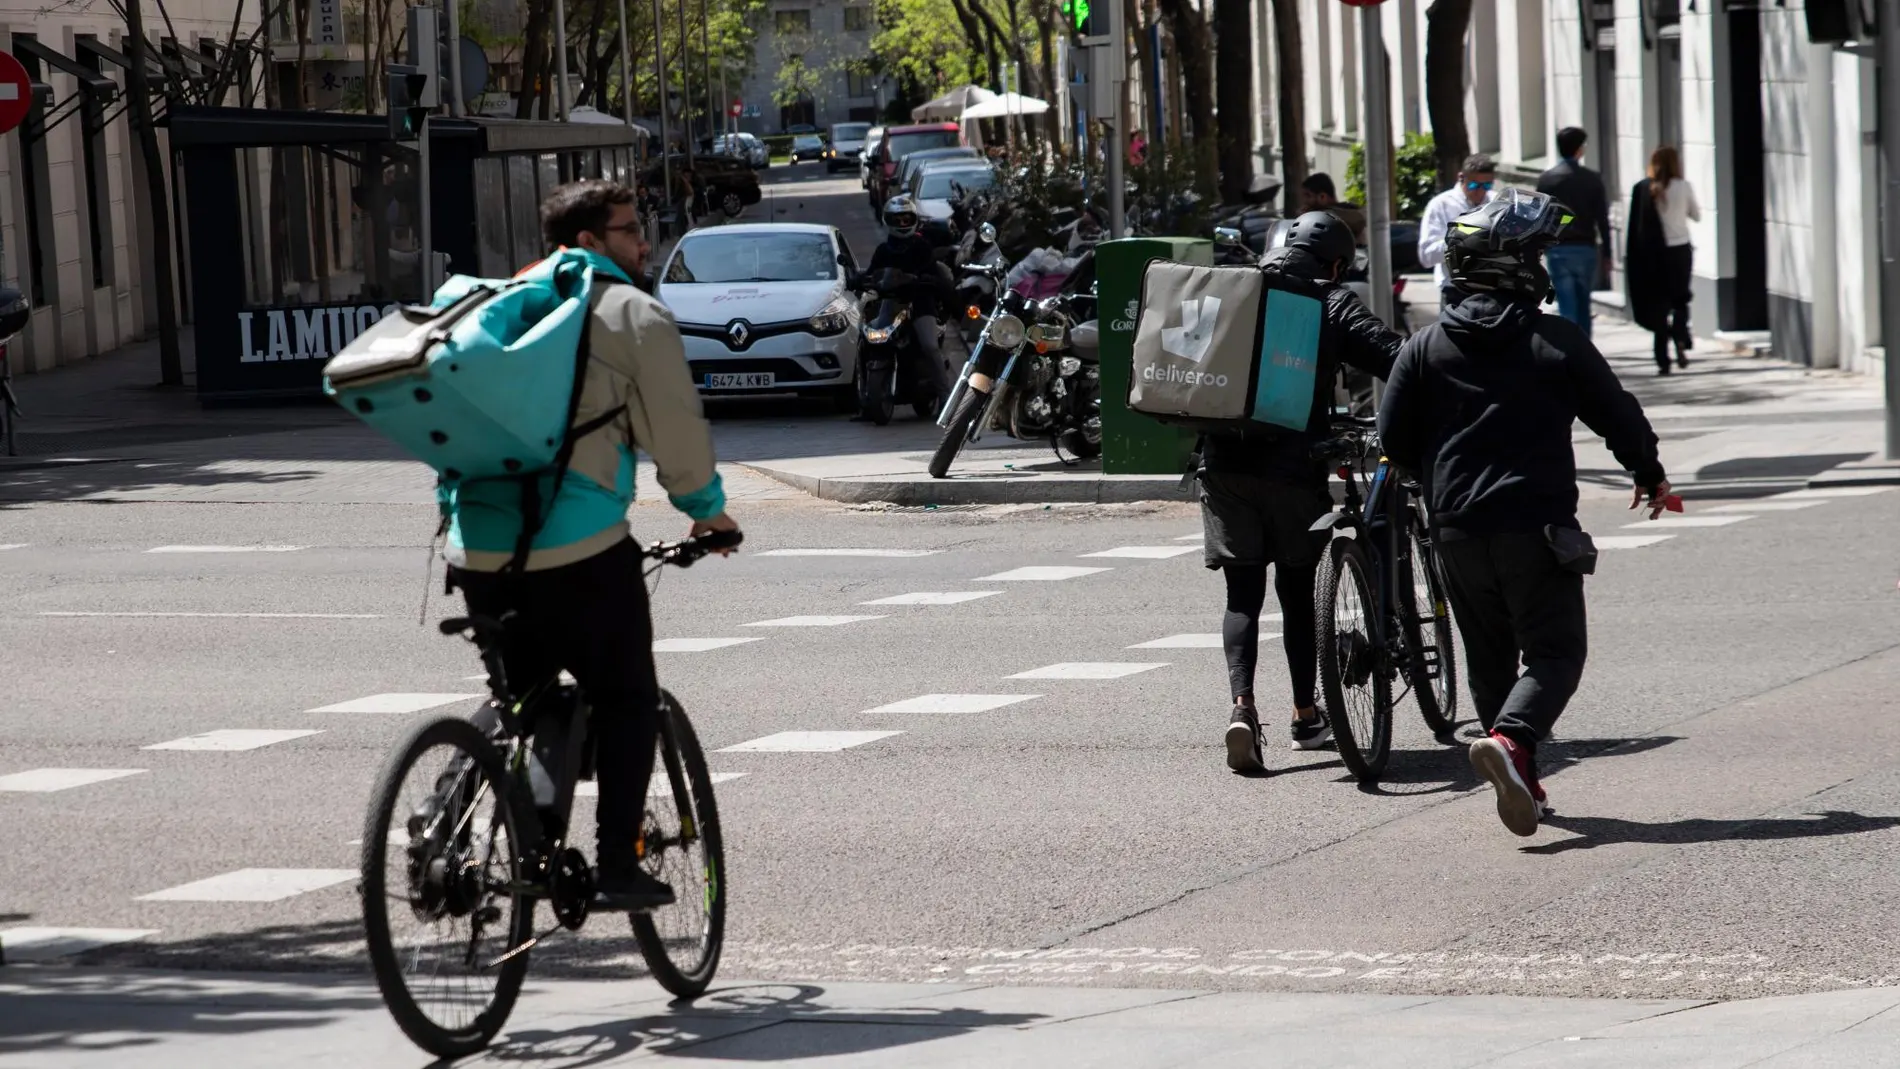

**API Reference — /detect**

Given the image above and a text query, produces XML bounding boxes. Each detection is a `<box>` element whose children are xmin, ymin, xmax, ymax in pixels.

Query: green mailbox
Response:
<box><xmin>1095</xmin><ymin>236</ymin><xmax>1211</xmax><ymax>474</ymax></box>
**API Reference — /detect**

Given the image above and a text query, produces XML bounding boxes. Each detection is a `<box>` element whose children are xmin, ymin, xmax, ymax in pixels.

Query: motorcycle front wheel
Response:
<box><xmin>928</xmin><ymin>388</ymin><xmax>985</xmax><ymax>478</ymax></box>
<box><xmin>862</xmin><ymin>363</ymin><xmax>895</xmax><ymax>426</ymax></box>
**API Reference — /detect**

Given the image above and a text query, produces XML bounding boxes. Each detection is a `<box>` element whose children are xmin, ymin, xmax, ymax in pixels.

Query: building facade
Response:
<box><xmin>737</xmin><ymin>0</ymin><xmax>880</xmax><ymax>134</ymax></box>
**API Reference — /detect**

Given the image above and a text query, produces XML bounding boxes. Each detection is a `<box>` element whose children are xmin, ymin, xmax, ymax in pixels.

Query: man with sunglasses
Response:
<box><xmin>1418</xmin><ymin>154</ymin><xmax>1498</xmax><ymax>308</ymax></box>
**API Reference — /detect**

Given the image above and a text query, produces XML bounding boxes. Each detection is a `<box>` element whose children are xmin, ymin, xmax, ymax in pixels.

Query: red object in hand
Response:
<box><xmin>1662</xmin><ymin>494</ymin><xmax>1683</xmax><ymax>513</ymax></box>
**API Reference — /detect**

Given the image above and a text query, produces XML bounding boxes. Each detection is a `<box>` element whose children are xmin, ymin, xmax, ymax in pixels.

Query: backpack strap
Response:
<box><xmin>500</xmin><ymin>271</ymin><xmax>628</xmax><ymax>574</ymax></box>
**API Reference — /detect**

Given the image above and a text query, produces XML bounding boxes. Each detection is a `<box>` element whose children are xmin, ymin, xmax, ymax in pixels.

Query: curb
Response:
<box><xmin>737</xmin><ymin>463</ymin><xmax>1194</xmax><ymax>505</ymax></box>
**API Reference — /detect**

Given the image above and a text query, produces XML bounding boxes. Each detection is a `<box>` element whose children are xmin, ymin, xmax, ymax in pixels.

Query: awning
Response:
<box><xmin>961</xmin><ymin>92</ymin><xmax>1048</xmax><ymax>119</ymax></box>
<box><xmin>10</xmin><ymin>36</ymin><xmax>121</xmax><ymax>101</ymax></box>
<box><xmin>911</xmin><ymin>85</ymin><xmax>995</xmax><ymax>122</ymax></box>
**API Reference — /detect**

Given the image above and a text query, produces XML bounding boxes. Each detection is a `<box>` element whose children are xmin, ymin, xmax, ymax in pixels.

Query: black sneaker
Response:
<box><xmin>1290</xmin><ymin>711</ymin><xmax>1333</xmax><ymax>751</ymax></box>
<box><xmin>1225</xmin><ymin>707</ymin><xmax>1265</xmax><ymax>773</ymax></box>
<box><xmin>593</xmin><ymin>854</ymin><xmax>676</xmax><ymax>911</ymax></box>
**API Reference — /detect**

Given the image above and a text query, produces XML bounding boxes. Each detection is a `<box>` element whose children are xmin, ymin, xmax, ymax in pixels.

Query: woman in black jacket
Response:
<box><xmin>1624</xmin><ymin>146</ymin><xmax>1697</xmax><ymax>374</ymax></box>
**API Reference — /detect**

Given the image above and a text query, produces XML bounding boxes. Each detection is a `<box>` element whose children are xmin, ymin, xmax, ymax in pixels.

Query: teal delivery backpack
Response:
<box><xmin>1126</xmin><ymin>260</ymin><xmax>1324</xmax><ymax>434</ymax></box>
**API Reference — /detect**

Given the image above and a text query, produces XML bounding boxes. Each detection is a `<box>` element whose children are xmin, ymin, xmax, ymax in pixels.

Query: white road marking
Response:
<box><xmin>1173</xmin><ymin>534</ymin><xmax>1205</xmax><ymax>542</ymax></box>
<box><xmin>654</xmin><ymin>637</ymin><xmax>765</xmax><ymax>652</ymax></box>
<box><xmin>717</xmin><ymin>731</ymin><xmax>903</xmax><ymax>752</ymax></box>
<box><xmin>756</xmin><ymin>549</ymin><xmax>941</xmax><ymax>557</ymax></box>
<box><xmin>137</xmin><ymin>868</ymin><xmax>357</xmax><ymax>903</ymax></box>
<box><xmin>1008</xmin><ymin>662</ymin><xmax>1170</xmax><ymax>680</ymax></box>
<box><xmin>1708</xmin><ymin>502</ymin><xmax>1822</xmax><ymax>512</ymax></box>
<box><xmin>575</xmin><ymin>772</ymin><xmax>749</xmax><ymax>797</ymax></box>
<box><xmin>1594</xmin><ymin>535</ymin><xmax>1676</xmax><ymax>549</ymax></box>
<box><xmin>1079</xmin><ymin>545</ymin><xmax>1201</xmax><ymax>559</ymax></box>
<box><xmin>977</xmin><ymin>566</ymin><xmax>1112</xmax><ymax>581</ymax></box>
<box><xmin>1128</xmin><ymin>633</ymin><xmax>1284</xmax><ymax>650</ymax></box>
<box><xmin>307</xmin><ymin>693</ymin><xmax>482</xmax><ymax>714</ymax></box>
<box><xmin>860</xmin><ymin>591</ymin><xmax>1001</xmax><ymax>606</ymax></box>
<box><xmin>146</xmin><ymin>545</ymin><xmax>307</xmax><ymax>553</ymax></box>
<box><xmin>0</xmin><ymin>544</ymin><xmax>26</xmax><ymax>551</ymax></box>
<box><xmin>144</xmin><ymin>729</ymin><xmax>323</xmax><ymax>752</ymax></box>
<box><xmin>0</xmin><ymin>927</ymin><xmax>158</xmax><ymax>962</ymax></box>
<box><xmin>1771</xmin><ymin>486</ymin><xmax>1894</xmax><ymax>499</ymax></box>
<box><xmin>865</xmin><ymin>693</ymin><xmax>1041</xmax><ymax>714</ymax></box>
<box><xmin>1621</xmin><ymin>515</ymin><xmax>1752</xmax><ymax>529</ymax></box>
<box><xmin>744</xmin><ymin>615</ymin><xmax>886</xmax><ymax>627</ymax></box>
<box><xmin>0</xmin><ymin>768</ymin><xmax>147</xmax><ymax>792</ymax></box>
<box><xmin>38</xmin><ymin>611</ymin><xmax>383</xmax><ymax>619</ymax></box>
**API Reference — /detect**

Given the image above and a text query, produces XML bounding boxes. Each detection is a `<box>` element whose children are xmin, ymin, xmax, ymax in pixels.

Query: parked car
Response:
<box><xmin>892</xmin><ymin>147</ymin><xmax>982</xmax><ymax>207</ymax></box>
<box><xmin>712</xmin><ymin>132</ymin><xmax>769</xmax><ymax>169</ymax></box>
<box><xmin>826</xmin><ymin>122</ymin><xmax>872</xmax><ymax>173</ymax></box>
<box><xmin>655</xmin><ymin>223</ymin><xmax>862</xmax><ymax>409</ymax></box>
<box><xmin>786</xmin><ymin>123</ymin><xmax>819</xmax><ymax>135</ymax></box>
<box><xmin>909</xmin><ymin>160</ymin><xmax>997</xmax><ymax>244</ymax></box>
<box><xmin>860</xmin><ymin>126</ymin><xmax>886</xmax><ymax>189</ymax></box>
<box><xmin>866</xmin><ymin>122</ymin><xmax>962</xmax><ymax>208</ymax></box>
<box><xmin>643</xmin><ymin>151</ymin><xmax>762</xmax><ymax>218</ymax></box>
<box><xmin>789</xmin><ymin>133</ymin><xmax>827</xmax><ymax>163</ymax></box>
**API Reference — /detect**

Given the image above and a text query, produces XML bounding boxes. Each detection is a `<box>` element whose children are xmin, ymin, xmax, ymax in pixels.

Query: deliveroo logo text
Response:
<box><xmin>1161</xmin><ymin>296</ymin><xmax>1221</xmax><ymax>364</ymax></box>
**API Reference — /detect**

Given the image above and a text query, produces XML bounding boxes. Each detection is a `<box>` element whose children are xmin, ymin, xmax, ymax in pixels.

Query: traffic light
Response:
<box><xmin>1062</xmin><ymin>0</ymin><xmax>1093</xmax><ymax>36</ymax></box>
<box><xmin>387</xmin><ymin>67</ymin><xmax>431</xmax><ymax>139</ymax></box>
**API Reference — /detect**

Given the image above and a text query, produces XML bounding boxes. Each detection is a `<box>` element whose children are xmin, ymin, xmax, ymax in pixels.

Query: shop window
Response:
<box><xmin>844</xmin><ymin>6</ymin><xmax>869</xmax><ymax>31</ymax></box>
<box><xmin>776</xmin><ymin>9</ymin><xmax>811</xmax><ymax>33</ymax></box>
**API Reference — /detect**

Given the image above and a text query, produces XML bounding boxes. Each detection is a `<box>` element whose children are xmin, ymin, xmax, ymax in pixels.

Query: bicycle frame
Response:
<box><xmin>1313</xmin><ymin>448</ymin><xmax>1420</xmax><ymax>676</ymax></box>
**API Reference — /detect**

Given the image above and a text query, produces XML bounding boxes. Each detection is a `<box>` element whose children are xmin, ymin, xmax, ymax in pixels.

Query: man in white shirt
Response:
<box><xmin>1418</xmin><ymin>153</ymin><xmax>1498</xmax><ymax>304</ymax></box>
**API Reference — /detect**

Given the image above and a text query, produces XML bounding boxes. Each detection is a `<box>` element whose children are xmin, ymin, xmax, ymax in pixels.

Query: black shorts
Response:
<box><xmin>1199</xmin><ymin>471</ymin><xmax>1330</xmax><ymax>571</ymax></box>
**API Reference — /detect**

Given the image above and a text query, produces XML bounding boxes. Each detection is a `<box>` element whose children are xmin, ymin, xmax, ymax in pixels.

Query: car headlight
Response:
<box><xmin>988</xmin><ymin>314</ymin><xmax>1026</xmax><ymax>349</ymax></box>
<box><xmin>810</xmin><ymin>296</ymin><xmax>854</xmax><ymax>336</ymax></box>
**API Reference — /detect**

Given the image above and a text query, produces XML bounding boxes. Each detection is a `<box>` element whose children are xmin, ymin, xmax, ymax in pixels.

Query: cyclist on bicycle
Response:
<box><xmin>1377</xmin><ymin>189</ymin><xmax>1668</xmax><ymax>837</ymax></box>
<box><xmin>446</xmin><ymin>179</ymin><xmax>740</xmax><ymax>907</ymax></box>
<box><xmin>1206</xmin><ymin>211</ymin><xmax>1407</xmax><ymax>774</ymax></box>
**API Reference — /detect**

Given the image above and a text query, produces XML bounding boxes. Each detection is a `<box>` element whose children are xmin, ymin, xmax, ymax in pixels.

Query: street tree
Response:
<box><xmin>1212</xmin><ymin>0</ymin><xmax>1252</xmax><ymax>203</ymax></box>
<box><xmin>1153</xmin><ymin>0</ymin><xmax>1215</xmax><ymax>193</ymax></box>
<box><xmin>1424</xmin><ymin>0</ymin><xmax>1471</xmax><ymax>188</ymax></box>
<box><xmin>1269</xmin><ymin>0</ymin><xmax>1307</xmax><ymax>215</ymax></box>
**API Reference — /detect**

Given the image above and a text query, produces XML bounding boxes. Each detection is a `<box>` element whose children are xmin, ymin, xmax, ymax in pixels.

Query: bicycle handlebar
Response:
<box><xmin>644</xmin><ymin>528</ymin><xmax>744</xmax><ymax>568</ymax></box>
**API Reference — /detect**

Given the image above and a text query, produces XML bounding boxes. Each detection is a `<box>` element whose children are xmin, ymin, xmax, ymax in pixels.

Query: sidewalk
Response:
<box><xmin>4</xmin><ymin>966</ymin><xmax>1899</xmax><ymax>1066</ymax></box>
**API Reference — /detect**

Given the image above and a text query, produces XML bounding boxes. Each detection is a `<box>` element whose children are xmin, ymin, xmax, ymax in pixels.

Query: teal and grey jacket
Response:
<box><xmin>441</xmin><ymin>251</ymin><xmax>725</xmax><ymax>572</ymax></box>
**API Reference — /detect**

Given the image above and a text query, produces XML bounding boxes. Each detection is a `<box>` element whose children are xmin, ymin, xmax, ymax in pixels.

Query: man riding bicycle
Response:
<box><xmin>444</xmin><ymin>179</ymin><xmax>740</xmax><ymax>908</ymax></box>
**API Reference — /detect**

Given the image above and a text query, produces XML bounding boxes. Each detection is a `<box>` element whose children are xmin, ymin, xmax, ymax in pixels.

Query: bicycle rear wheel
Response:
<box><xmin>1317</xmin><ymin>536</ymin><xmax>1392</xmax><ymax>781</ymax></box>
<box><xmin>1402</xmin><ymin>523</ymin><xmax>1459</xmax><ymax>736</ymax></box>
<box><xmin>630</xmin><ymin>691</ymin><xmax>726</xmax><ymax>998</ymax></box>
<box><xmin>361</xmin><ymin>716</ymin><xmax>534</xmax><ymax>1058</ymax></box>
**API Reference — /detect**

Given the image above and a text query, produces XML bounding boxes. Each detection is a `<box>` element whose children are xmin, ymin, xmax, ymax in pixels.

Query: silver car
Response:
<box><xmin>657</xmin><ymin>223</ymin><xmax>862</xmax><ymax>406</ymax></box>
<box><xmin>711</xmin><ymin>132</ymin><xmax>768</xmax><ymax>169</ymax></box>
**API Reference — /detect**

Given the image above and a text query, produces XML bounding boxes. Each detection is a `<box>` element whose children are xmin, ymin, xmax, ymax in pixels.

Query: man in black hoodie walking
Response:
<box><xmin>1377</xmin><ymin>190</ymin><xmax>1672</xmax><ymax>837</ymax></box>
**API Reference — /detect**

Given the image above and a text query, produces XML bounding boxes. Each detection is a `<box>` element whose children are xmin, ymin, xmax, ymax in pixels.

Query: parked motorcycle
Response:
<box><xmin>852</xmin><ymin>266</ymin><xmax>952</xmax><ymax>426</ymax></box>
<box><xmin>928</xmin><ymin>262</ymin><xmax>1101</xmax><ymax>478</ymax></box>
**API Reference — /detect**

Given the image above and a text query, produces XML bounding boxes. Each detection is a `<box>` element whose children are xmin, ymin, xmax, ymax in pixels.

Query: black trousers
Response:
<box><xmin>1653</xmin><ymin>244</ymin><xmax>1695</xmax><ymax>367</ymax></box>
<box><xmin>1199</xmin><ymin>471</ymin><xmax>1328</xmax><ymax>709</ymax></box>
<box><xmin>1436</xmin><ymin>532</ymin><xmax>1587</xmax><ymax>749</ymax></box>
<box><xmin>452</xmin><ymin>538</ymin><xmax>661</xmax><ymax>860</ymax></box>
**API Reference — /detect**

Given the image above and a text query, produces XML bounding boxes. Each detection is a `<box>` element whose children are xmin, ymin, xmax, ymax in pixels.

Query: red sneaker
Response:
<box><xmin>1469</xmin><ymin>731</ymin><xmax>1546</xmax><ymax>837</ymax></box>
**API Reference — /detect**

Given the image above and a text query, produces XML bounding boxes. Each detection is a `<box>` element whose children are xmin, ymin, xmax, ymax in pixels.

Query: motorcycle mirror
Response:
<box><xmin>1214</xmin><ymin>227</ymin><xmax>1244</xmax><ymax>248</ymax></box>
<box><xmin>978</xmin><ymin>222</ymin><xmax>997</xmax><ymax>245</ymax></box>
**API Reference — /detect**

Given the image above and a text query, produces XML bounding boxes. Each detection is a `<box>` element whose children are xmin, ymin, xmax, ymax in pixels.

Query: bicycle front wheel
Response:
<box><xmin>1317</xmin><ymin>536</ymin><xmax>1392</xmax><ymax>781</ymax></box>
<box><xmin>631</xmin><ymin>691</ymin><xmax>727</xmax><ymax>998</ymax></box>
<box><xmin>1403</xmin><ymin>522</ymin><xmax>1459</xmax><ymax>736</ymax></box>
<box><xmin>361</xmin><ymin>715</ymin><xmax>534</xmax><ymax>1058</ymax></box>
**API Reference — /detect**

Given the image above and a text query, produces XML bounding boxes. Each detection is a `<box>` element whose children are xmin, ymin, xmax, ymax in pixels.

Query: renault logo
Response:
<box><xmin>726</xmin><ymin>320</ymin><xmax>751</xmax><ymax>350</ymax></box>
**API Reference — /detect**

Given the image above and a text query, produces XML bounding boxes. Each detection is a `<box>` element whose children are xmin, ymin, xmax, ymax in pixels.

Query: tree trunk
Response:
<box><xmin>125</xmin><ymin>0</ymin><xmax>184</xmax><ymax>385</ymax></box>
<box><xmin>1156</xmin><ymin>0</ymin><xmax>1214</xmax><ymax>188</ymax></box>
<box><xmin>1034</xmin><ymin>1</ymin><xmax>1060</xmax><ymax>151</ymax></box>
<box><xmin>946</xmin><ymin>0</ymin><xmax>989</xmax><ymax>83</ymax></box>
<box><xmin>1213</xmin><ymin>0</ymin><xmax>1251</xmax><ymax>202</ymax></box>
<box><xmin>1268</xmin><ymin>0</ymin><xmax>1305</xmax><ymax>215</ymax></box>
<box><xmin>517</xmin><ymin>0</ymin><xmax>553</xmax><ymax>119</ymax></box>
<box><xmin>1125</xmin><ymin>0</ymin><xmax>1153</xmax><ymax>143</ymax></box>
<box><xmin>1424</xmin><ymin>0</ymin><xmax>1471</xmax><ymax>189</ymax></box>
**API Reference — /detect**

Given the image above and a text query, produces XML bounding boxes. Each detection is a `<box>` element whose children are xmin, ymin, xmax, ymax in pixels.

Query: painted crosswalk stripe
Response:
<box><xmin>977</xmin><ymin>566</ymin><xmax>1111</xmax><ymax>582</ymax></box>
<box><xmin>1008</xmin><ymin>662</ymin><xmax>1169</xmax><ymax>680</ymax></box>
<box><xmin>575</xmin><ymin>772</ymin><xmax>750</xmax><ymax>798</ymax></box>
<box><xmin>865</xmin><ymin>694</ymin><xmax>1041</xmax><ymax>714</ymax></box>
<box><xmin>860</xmin><ymin>591</ymin><xmax>1001</xmax><ymax>606</ymax></box>
<box><xmin>1079</xmin><ymin>545</ymin><xmax>1202</xmax><ymax>559</ymax></box>
<box><xmin>756</xmin><ymin>549</ymin><xmax>941</xmax><ymax>557</ymax></box>
<box><xmin>1771</xmin><ymin>486</ymin><xmax>1894</xmax><ymax>499</ymax></box>
<box><xmin>1709</xmin><ymin>501</ymin><xmax>1822</xmax><ymax>512</ymax></box>
<box><xmin>0</xmin><ymin>768</ymin><xmax>147</xmax><ymax>792</ymax></box>
<box><xmin>744</xmin><ymin>615</ymin><xmax>886</xmax><ymax>627</ymax></box>
<box><xmin>0</xmin><ymin>927</ymin><xmax>158</xmax><ymax>962</ymax></box>
<box><xmin>307</xmin><ymin>693</ymin><xmax>482</xmax><ymax>714</ymax></box>
<box><xmin>146</xmin><ymin>545</ymin><xmax>307</xmax><ymax>553</ymax></box>
<box><xmin>1173</xmin><ymin>534</ymin><xmax>1205</xmax><ymax>542</ymax></box>
<box><xmin>137</xmin><ymin>869</ymin><xmax>357</xmax><ymax>903</ymax></box>
<box><xmin>717</xmin><ymin>731</ymin><xmax>902</xmax><ymax>753</ymax></box>
<box><xmin>0</xmin><ymin>544</ymin><xmax>26</xmax><ymax>551</ymax></box>
<box><xmin>144</xmin><ymin>729</ymin><xmax>323</xmax><ymax>752</ymax></box>
<box><xmin>1127</xmin><ymin>633</ymin><xmax>1281</xmax><ymax>650</ymax></box>
<box><xmin>1621</xmin><ymin>515</ymin><xmax>1752</xmax><ymax>529</ymax></box>
<box><xmin>1594</xmin><ymin>535</ymin><xmax>1675</xmax><ymax>549</ymax></box>
<box><xmin>38</xmin><ymin>611</ymin><xmax>383</xmax><ymax>619</ymax></box>
<box><xmin>654</xmin><ymin>637</ymin><xmax>765</xmax><ymax>652</ymax></box>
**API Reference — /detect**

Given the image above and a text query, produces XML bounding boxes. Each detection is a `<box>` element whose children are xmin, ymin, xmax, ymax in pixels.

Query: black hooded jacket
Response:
<box><xmin>1377</xmin><ymin>292</ymin><xmax>1666</xmax><ymax>540</ymax></box>
<box><xmin>1201</xmin><ymin>247</ymin><xmax>1404</xmax><ymax>488</ymax></box>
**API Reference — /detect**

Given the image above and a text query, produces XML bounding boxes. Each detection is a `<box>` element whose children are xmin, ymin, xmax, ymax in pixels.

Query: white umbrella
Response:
<box><xmin>911</xmin><ymin>85</ymin><xmax>997</xmax><ymax>122</ymax></box>
<box><xmin>960</xmin><ymin>92</ymin><xmax>1049</xmax><ymax>120</ymax></box>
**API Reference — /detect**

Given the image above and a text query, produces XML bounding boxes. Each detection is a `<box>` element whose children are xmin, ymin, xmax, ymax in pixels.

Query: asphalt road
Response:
<box><xmin>6</xmin><ymin>166</ymin><xmax>1900</xmax><ymax>1030</ymax></box>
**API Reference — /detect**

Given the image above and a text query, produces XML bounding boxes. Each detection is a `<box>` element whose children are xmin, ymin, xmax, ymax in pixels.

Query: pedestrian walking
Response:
<box><xmin>1377</xmin><ymin>188</ymin><xmax>1672</xmax><ymax>837</ymax></box>
<box><xmin>1625</xmin><ymin>145</ymin><xmax>1700</xmax><ymax>374</ymax></box>
<box><xmin>1203</xmin><ymin>212</ymin><xmax>1407</xmax><ymax>774</ymax></box>
<box><xmin>1535</xmin><ymin>127</ymin><xmax>1613</xmax><ymax>337</ymax></box>
<box><xmin>1417</xmin><ymin>154</ymin><xmax>1497</xmax><ymax>308</ymax></box>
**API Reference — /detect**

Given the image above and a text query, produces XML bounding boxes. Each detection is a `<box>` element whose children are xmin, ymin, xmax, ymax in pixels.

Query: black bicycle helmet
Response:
<box><xmin>1444</xmin><ymin>188</ymin><xmax>1572</xmax><ymax>300</ymax></box>
<box><xmin>1281</xmin><ymin>210</ymin><xmax>1357</xmax><ymax>272</ymax></box>
<box><xmin>883</xmin><ymin>194</ymin><xmax>921</xmax><ymax>239</ymax></box>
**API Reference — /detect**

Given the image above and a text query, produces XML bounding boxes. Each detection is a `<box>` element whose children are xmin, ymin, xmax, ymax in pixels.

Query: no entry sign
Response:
<box><xmin>0</xmin><ymin>52</ymin><xmax>29</xmax><ymax>136</ymax></box>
